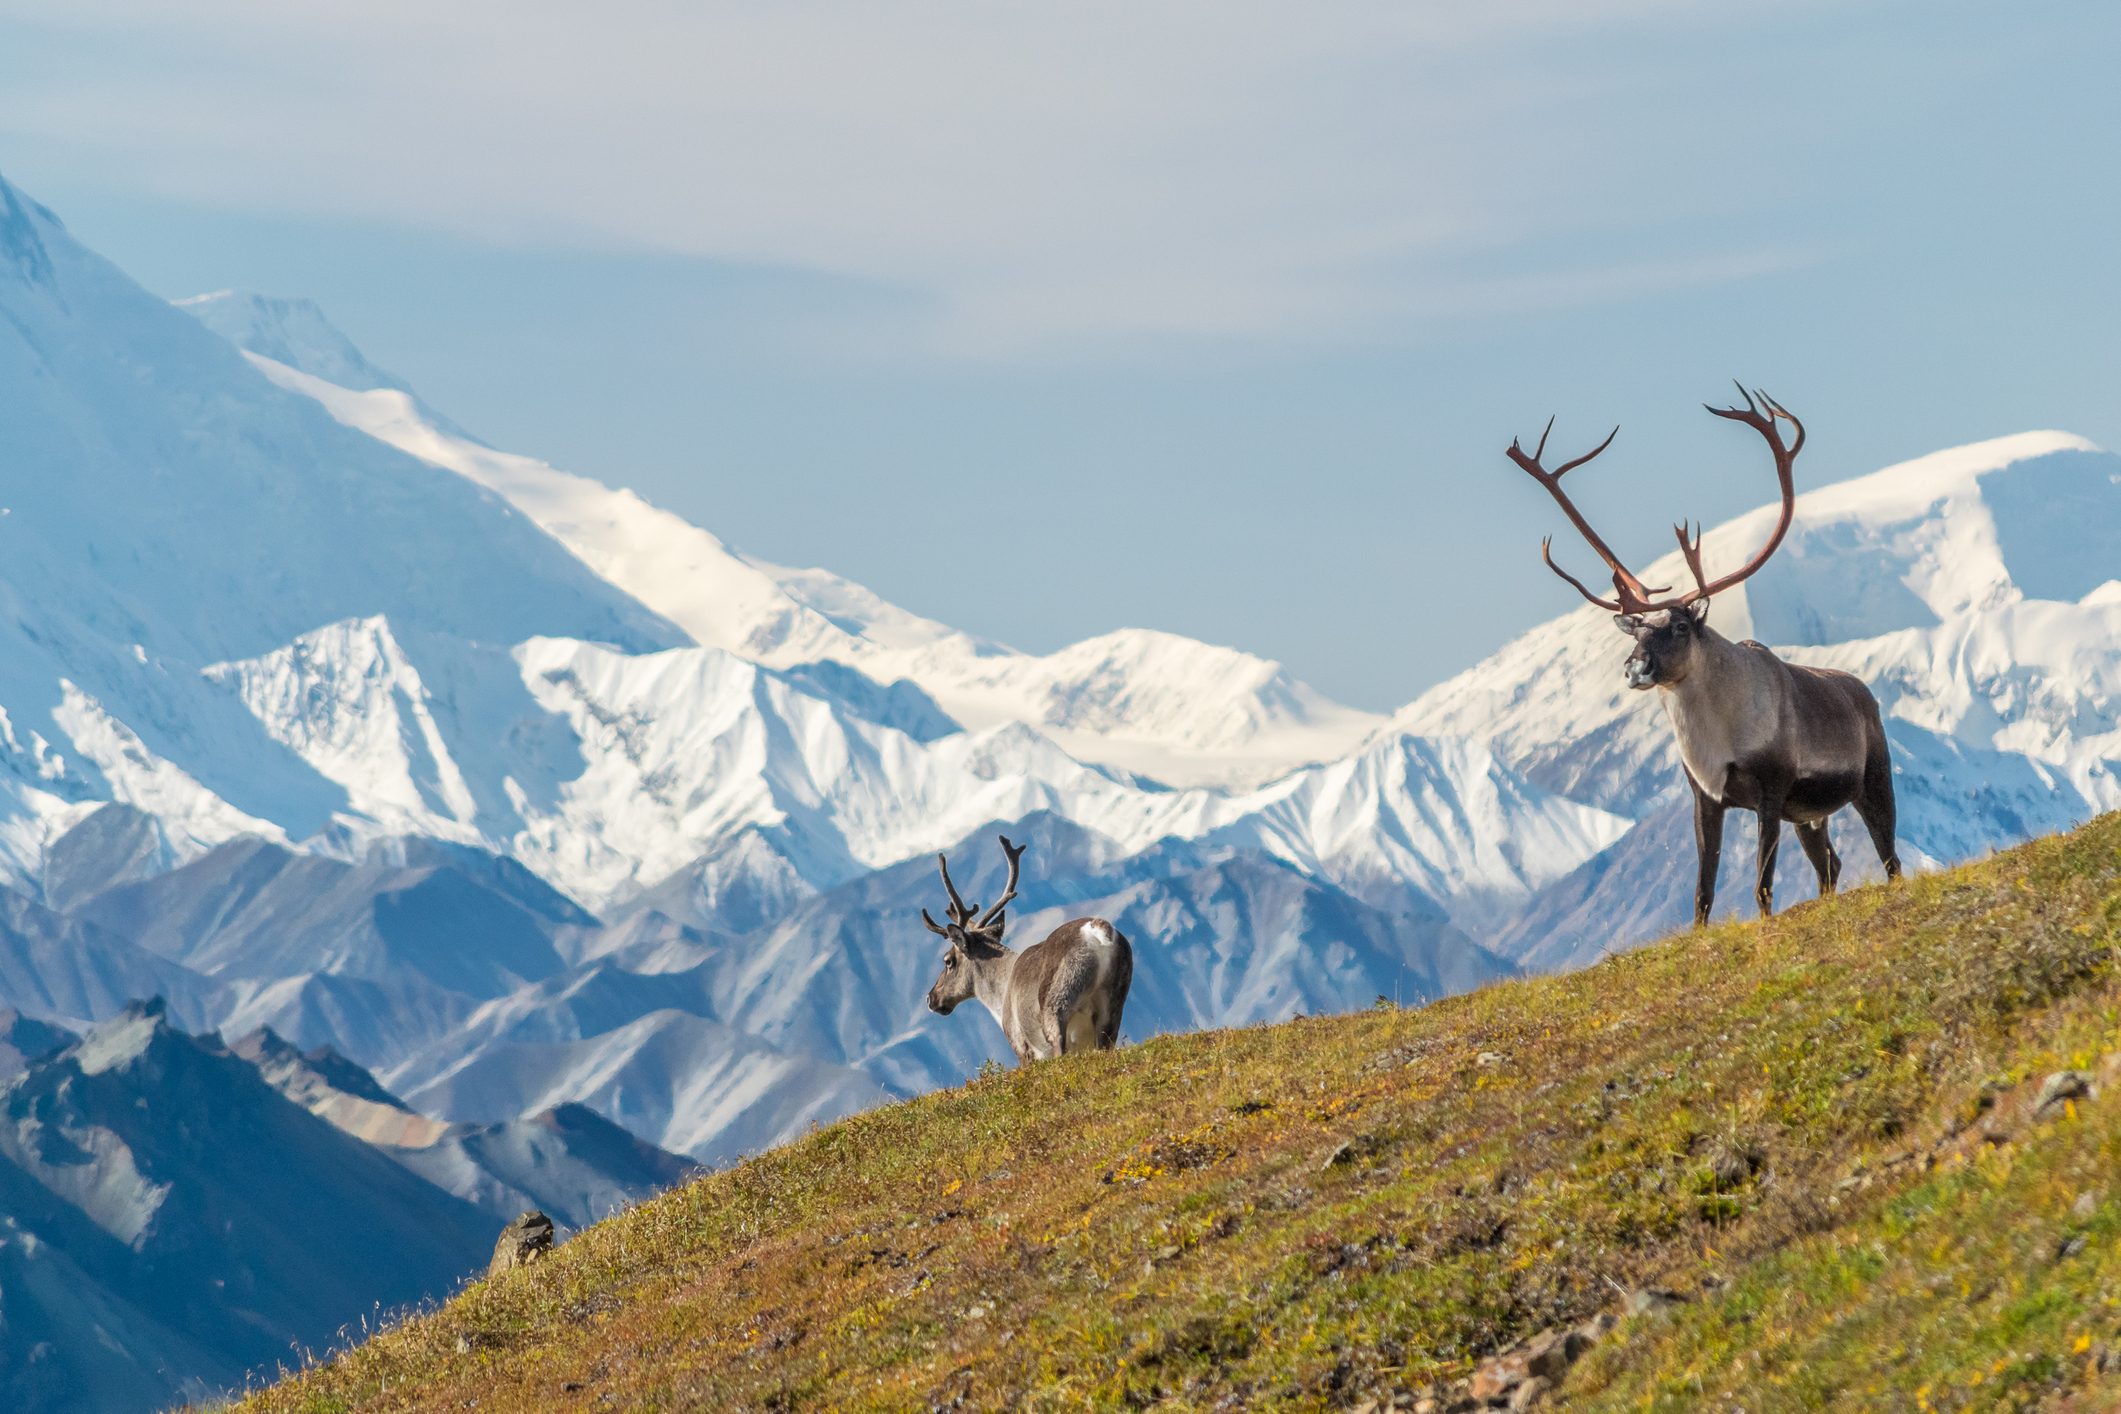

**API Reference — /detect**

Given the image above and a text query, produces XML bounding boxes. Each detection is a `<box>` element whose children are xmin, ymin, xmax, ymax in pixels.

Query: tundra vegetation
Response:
<box><xmin>237</xmin><ymin>812</ymin><xmax>2121</xmax><ymax>1411</ymax></box>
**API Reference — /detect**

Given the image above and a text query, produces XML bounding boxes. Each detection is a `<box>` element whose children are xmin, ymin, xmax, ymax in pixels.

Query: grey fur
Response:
<box><xmin>1618</xmin><ymin>605</ymin><xmax>1901</xmax><ymax>924</ymax></box>
<box><xmin>921</xmin><ymin>839</ymin><xmax>1134</xmax><ymax>1063</ymax></box>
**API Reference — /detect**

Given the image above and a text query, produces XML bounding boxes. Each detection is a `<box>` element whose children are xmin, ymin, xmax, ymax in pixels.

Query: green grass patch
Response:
<box><xmin>232</xmin><ymin>814</ymin><xmax>2121</xmax><ymax>1412</ymax></box>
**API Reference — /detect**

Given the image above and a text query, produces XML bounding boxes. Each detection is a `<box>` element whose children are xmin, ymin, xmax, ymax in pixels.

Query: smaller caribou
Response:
<box><xmin>922</xmin><ymin>835</ymin><xmax>1133</xmax><ymax>1063</ymax></box>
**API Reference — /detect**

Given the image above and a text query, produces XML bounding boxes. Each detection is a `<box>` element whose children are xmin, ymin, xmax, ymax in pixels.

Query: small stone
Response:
<box><xmin>488</xmin><ymin>1210</ymin><xmax>556</xmax><ymax>1277</ymax></box>
<box><xmin>2055</xmin><ymin>1233</ymin><xmax>2088</xmax><ymax>1262</ymax></box>
<box><xmin>1522</xmin><ymin>1330</ymin><xmax>1573</xmax><ymax>1381</ymax></box>
<box><xmin>1322</xmin><ymin>1141</ymin><xmax>1357</xmax><ymax>1170</ymax></box>
<box><xmin>964</xmin><ymin>1304</ymin><xmax>990</xmax><ymax>1320</ymax></box>
<box><xmin>1706</xmin><ymin>1140</ymin><xmax>1763</xmax><ymax>1188</ymax></box>
<box><xmin>1573</xmin><ymin>1312</ymin><xmax>1618</xmax><ymax>1344</ymax></box>
<box><xmin>2074</xmin><ymin>1192</ymin><xmax>2101</xmax><ymax>1220</ymax></box>
<box><xmin>1412</xmin><ymin>1401</ymin><xmax>1440</xmax><ymax>1414</ymax></box>
<box><xmin>1468</xmin><ymin>1350</ymin><xmax>1530</xmax><ymax>1401</ymax></box>
<box><xmin>1509</xmin><ymin>1376</ymin><xmax>1554</xmax><ymax>1410</ymax></box>
<box><xmin>1476</xmin><ymin>1051</ymin><xmax>1508</xmax><ymax>1067</ymax></box>
<box><xmin>454</xmin><ymin>1333</ymin><xmax>475</xmax><ymax>1355</ymax></box>
<box><xmin>1626</xmin><ymin>1287</ymin><xmax>1687</xmax><ymax>1318</ymax></box>
<box><xmin>2036</xmin><ymin>1070</ymin><xmax>2094</xmax><ymax>1117</ymax></box>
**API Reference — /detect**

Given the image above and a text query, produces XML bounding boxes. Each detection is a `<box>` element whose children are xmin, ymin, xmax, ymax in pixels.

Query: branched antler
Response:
<box><xmin>921</xmin><ymin>835</ymin><xmax>1029</xmax><ymax>943</ymax></box>
<box><xmin>1502</xmin><ymin>382</ymin><xmax>1804</xmax><ymax>614</ymax></box>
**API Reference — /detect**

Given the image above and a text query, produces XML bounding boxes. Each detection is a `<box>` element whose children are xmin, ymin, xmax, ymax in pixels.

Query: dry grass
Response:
<box><xmin>233</xmin><ymin>813</ymin><xmax>2121</xmax><ymax>1412</ymax></box>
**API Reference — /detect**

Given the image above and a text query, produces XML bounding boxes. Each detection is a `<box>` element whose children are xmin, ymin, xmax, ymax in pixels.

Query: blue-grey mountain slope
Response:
<box><xmin>0</xmin><ymin>1002</ymin><xmax>494</xmax><ymax>1414</ymax></box>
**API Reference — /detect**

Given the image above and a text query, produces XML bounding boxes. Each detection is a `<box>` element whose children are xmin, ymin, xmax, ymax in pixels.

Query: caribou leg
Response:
<box><xmin>1855</xmin><ymin>746</ymin><xmax>1902</xmax><ymax>882</ymax></box>
<box><xmin>1795</xmin><ymin>819</ymin><xmax>1840</xmax><ymax>899</ymax></box>
<box><xmin>1753</xmin><ymin>786</ymin><xmax>1789</xmax><ymax>918</ymax></box>
<box><xmin>1691</xmin><ymin>783</ymin><xmax>1726</xmax><ymax>928</ymax></box>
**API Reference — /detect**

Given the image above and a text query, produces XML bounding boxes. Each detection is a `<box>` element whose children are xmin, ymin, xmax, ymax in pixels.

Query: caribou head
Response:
<box><xmin>921</xmin><ymin>834</ymin><xmax>1025</xmax><ymax>1015</ymax></box>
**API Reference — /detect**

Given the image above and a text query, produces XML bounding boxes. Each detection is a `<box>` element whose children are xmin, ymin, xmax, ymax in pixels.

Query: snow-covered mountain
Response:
<box><xmin>225</xmin><ymin>318</ymin><xmax>1382</xmax><ymax>790</ymax></box>
<box><xmin>0</xmin><ymin>174</ymin><xmax>684</xmax><ymax>886</ymax></box>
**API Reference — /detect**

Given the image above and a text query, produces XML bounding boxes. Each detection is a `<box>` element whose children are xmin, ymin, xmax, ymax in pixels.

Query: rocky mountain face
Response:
<box><xmin>0</xmin><ymin>1003</ymin><xmax>493</xmax><ymax>1414</ymax></box>
<box><xmin>0</xmin><ymin>999</ymin><xmax>694</xmax><ymax>1414</ymax></box>
<box><xmin>230</xmin><ymin>1025</ymin><xmax>695</xmax><ymax>1230</ymax></box>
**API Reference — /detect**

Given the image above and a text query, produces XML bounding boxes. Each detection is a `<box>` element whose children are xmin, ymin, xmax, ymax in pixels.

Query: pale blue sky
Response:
<box><xmin>2</xmin><ymin>2</ymin><xmax>2115</xmax><ymax>708</ymax></box>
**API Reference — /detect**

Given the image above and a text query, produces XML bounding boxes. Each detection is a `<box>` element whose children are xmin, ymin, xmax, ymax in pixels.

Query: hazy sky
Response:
<box><xmin>2</xmin><ymin>2</ymin><xmax>2116</xmax><ymax>709</ymax></box>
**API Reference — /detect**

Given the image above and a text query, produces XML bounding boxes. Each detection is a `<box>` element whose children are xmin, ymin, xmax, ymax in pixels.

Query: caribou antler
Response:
<box><xmin>1506</xmin><ymin>418</ymin><xmax>1667</xmax><ymax>613</ymax></box>
<box><xmin>920</xmin><ymin>834</ymin><xmax>1030</xmax><ymax>943</ymax></box>
<box><xmin>1503</xmin><ymin>383</ymin><xmax>1803</xmax><ymax>614</ymax></box>
<box><xmin>1685</xmin><ymin>383</ymin><xmax>1803</xmax><ymax>602</ymax></box>
<box><xmin>973</xmin><ymin>835</ymin><xmax>1026</xmax><ymax>933</ymax></box>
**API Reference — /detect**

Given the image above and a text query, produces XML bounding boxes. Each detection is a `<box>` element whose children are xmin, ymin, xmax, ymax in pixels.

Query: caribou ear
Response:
<box><xmin>1613</xmin><ymin>613</ymin><xmax>1644</xmax><ymax>634</ymax></box>
<box><xmin>1687</xmin><ymin>599</ymin><xmax>1711</xmax><ymax>623</ymax></box>
<box><xmin>960</xmin><ymin>923</ymin><xmax>1008</xmax><ymax>958</ymax></box>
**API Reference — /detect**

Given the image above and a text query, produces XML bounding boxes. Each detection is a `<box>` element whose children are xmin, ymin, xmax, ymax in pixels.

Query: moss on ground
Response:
<box><xmin>234</xmin><ymin>813</ymin><xmax>2121</xmax><ymax>1412</ymax></box>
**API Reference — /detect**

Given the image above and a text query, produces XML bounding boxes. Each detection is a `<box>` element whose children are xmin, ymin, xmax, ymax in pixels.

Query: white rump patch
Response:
<box><xmin>1082</xmin><ymin>919</ymin><xmax>1117</xmax><ymax>948</ymax></box>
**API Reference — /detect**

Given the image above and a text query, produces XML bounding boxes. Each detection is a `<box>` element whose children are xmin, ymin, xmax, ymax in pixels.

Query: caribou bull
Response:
<box><xmin>1503</xmin><ymin>385</ymin><xmax>1902</xmax><ymax>925</ymax></box>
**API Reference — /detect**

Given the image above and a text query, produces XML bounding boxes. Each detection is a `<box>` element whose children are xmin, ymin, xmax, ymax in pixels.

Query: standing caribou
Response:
<box><xmin>921</xmin><ymin>835</ymin><xmax>1133</xmax><ymax>1063</ymax></box>
<box><xmin>1504</xmin><ymin>384</ymin><xmax>1902</xmax><ymax>926</ymax></box>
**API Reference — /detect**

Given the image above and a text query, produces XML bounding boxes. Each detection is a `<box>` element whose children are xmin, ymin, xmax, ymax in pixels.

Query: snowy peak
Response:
<box><xmin>0</xmin><ymin>173</ymin><xmax>60</xmax><ymax>285</ymax></box>
<box><xmin>1008</xmin><ymin>628</ymin><xmax>1354</xmax><ymax>744</ymax></box>
<box><xmin>202</xmin><ymin>615</ymin><xmax>487</xmax><ymax>841</ymax></box>
<box><xmin>175</xmin><ymin>290</ymin><xmax>412</xmax><ymax>396</ymax></box>
<box><xmin>1668</xmin><ymin>431</ymin><xmax>2110</xmax><ymax>646</ymax></box>
<box><xmin>218</xmin><ymin>306</ymin><xmax>1383</xmax><ymax>787</ymax></box>
<box><xmin>1189</xmin><ymin>731</ymin><xmax>1632</xmax><ymax>922</ymax></box>
<box><xmin>0</xmin><ymin>169</ymin><xmax>684</xmax><ymax>678</ymax></box>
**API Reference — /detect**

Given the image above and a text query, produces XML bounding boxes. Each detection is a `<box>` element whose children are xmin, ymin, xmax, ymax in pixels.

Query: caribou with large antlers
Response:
<box><xmin>921</xmin><ymin>835</ymin><xmax>1133</xmax><ymax>1063</ymax></box>
<box><xmin>1504</xmin><ymin>385</ymin><xmax>1902</xmax><ymax>926</ymax></box>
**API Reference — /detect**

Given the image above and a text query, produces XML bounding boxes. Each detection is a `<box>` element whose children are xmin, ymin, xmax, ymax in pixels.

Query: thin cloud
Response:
<box><xmin>0</xmin><ymin>0</ymin><xmax>1826</xmax><ymax>348</ymax></box>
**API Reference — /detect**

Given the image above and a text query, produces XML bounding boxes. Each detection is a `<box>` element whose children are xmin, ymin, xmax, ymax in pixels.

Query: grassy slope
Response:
<box><xmin>241</xmin><ymin>814</ymin><xmax>2121</xmax><ymax>1413</ymax></box>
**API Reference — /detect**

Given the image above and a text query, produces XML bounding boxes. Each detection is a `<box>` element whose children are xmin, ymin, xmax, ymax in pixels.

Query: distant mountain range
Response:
<box><xmin>0</xmin><ymin>998</ymin><xmax>693</xmax><ymax>1414</ymax></box>
<box><xmin>2</xmin><ymin>167</ymin><xmax>2116</xmax><ymax>1409</ymax></box>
